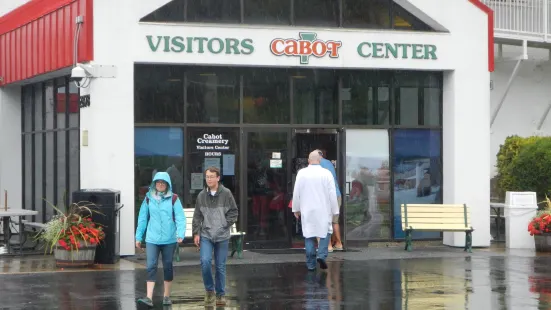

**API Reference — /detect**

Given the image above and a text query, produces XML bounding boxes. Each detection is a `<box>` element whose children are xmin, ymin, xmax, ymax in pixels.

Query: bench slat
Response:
<box><xmin>403</xmin><ymin>218</ymin><xmax>471</xmax><ymax>224</ymax></box>
<box><xmin>403</xmin><ymin>223</ymin><xmax>471</xmax><ymax>230</ymax></box>
<box><xmin>401</xmin><ymin>212</ymin><xmax>470</xmax><ymax>219</ymax></box>
<box><xmin>401</xmin><ymin>204</ymin><xmax>465</xmax><ymax>208</ymax></box>
<box><xmin>401</xmin><ymin>207</ymin><xmax>466</xmax><ymax>213</ymax></box>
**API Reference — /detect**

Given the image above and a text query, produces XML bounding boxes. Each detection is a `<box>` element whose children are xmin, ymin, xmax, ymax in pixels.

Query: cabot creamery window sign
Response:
<box><xmin>144</xmin><ymin>32</ymin><xmax>439</xmax><ymax>63</ymax></box>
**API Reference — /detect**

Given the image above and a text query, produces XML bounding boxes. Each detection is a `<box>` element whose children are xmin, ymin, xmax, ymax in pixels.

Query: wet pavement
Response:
<box><xmin>2</xmin><ymin>253</ymin><xmax>551</xmax><ymax>309</ymax></box>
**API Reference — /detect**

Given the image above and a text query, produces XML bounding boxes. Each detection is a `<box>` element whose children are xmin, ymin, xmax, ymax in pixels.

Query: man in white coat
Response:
<box><xmin>292</xmin><ymin>151</ymin><xmax>339</xmax><ymax>271</ymax></box>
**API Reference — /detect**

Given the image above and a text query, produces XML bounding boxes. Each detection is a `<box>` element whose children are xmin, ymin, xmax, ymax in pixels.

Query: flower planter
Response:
<box><xmin>534</xmin><ymin>234</ymin><xmax>551</xmax><ymax>252</ymax></box>
<box><xmin>54</xmin><ymin>245</ymin><xmax>97</xmax><ymax>268</ymax></box>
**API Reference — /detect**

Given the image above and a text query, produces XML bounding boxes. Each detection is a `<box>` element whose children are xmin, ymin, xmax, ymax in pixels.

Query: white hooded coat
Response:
<box><xmin>292</xmin><ymin>164</ymin><xmax>339</xmax><ymax>239</ymax></box>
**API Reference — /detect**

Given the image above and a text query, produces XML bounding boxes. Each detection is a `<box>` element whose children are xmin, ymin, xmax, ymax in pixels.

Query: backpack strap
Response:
<box><xmin>171</xmin><ymin>194</ymin><xmax>178</xmax><ymax>222</ymax></box>
<box><xmin>145</xmin><ymin>194</ymin><xmax>179</xmax><ymax>222</ymax></box>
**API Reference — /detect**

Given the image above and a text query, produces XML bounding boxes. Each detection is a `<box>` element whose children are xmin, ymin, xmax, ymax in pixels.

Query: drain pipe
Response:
<box><xmin>490</xmin><ymin>40</ymin><xmax>528</xmax><ymax>128</ymax></box>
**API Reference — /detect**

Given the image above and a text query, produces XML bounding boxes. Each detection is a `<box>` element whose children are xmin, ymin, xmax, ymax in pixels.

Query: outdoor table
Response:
<box><xmin>0</xmin><ymin>209</ymin><xmax>38</xmax><ymax>256</ymax></box>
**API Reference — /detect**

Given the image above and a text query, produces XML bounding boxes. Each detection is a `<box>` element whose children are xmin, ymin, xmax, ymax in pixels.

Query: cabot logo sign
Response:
<box><xmin>270</xmin><ymin>32</ymin><xmax>342</xmax><ymax>65</ymax></box>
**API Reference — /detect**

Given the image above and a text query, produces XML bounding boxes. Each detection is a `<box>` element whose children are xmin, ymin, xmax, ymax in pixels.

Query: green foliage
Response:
<box><xmin>508</xmin><ymin>138</ymin><xmax>551</xmax><ymax>202</ymax></box>
<box><xmin>495</xmin><ymin>135</ymin><xmax>545</xmax><ymax>199</ymax></box>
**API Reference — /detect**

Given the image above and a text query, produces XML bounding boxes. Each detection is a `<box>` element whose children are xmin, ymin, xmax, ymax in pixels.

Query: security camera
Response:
<box><xmin>71</xmin><ymin>66</ymin><xmax>87</xmax><ymax>83</ymax></box>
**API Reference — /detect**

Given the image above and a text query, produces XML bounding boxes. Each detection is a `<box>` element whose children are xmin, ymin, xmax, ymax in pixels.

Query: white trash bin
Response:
<box><xmin>505</xmin><ymin>191</ymin><xmax>538</xmax><ymax>249</ymax></box>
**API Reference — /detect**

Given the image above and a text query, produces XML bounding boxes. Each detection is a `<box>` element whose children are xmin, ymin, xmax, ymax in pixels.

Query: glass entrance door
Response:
<box><xmin>290</xmin><ymin>129</ymin><xmax>344</xmax><ymax>248</ymax></box>
<box><xmin>243</xmin><ymin>128</ymin><xmax>291</xmax><ymax>248</ymax></box>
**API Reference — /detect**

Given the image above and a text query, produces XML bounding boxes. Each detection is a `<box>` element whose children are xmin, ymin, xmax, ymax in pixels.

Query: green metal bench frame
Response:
<box><xmin>402</xmin><ymin>203</ymin><xmax>474</xmax><ymax>253</ymax></box>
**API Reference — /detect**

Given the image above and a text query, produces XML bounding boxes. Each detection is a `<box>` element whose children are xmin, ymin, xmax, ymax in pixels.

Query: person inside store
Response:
<box><xmin>316</xmin><ymin>148</ymin><xmax>344</xmax><ymax>252</ymax></box>
<box><xmin>135</xmin><ymin>172</ymin><xmax>186</xmax><ymax>307</ymax></box>
<box><xmin>192</xmin><ymin>166</ymin><xmax>239</xmax><ymax>306</ymax></box>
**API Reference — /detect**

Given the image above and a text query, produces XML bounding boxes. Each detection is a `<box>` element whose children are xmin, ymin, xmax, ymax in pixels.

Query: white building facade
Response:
<box><xmin>0</xmin><ymin>0</ymin><xmax>493</xmax><ymax>256</ymax></box>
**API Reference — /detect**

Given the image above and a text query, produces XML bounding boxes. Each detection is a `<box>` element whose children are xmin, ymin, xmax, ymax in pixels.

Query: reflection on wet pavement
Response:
<box><xmin>2</xmin><ymin>255</ymin><xmax>551</xmax><ymax>309</ymax></box>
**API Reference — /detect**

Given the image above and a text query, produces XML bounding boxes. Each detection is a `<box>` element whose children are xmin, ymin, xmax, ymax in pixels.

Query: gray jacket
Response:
<box><xmin>192</xmin><ymin>184</ymin><xmax>239</xmax><ymax>242</ymax></box>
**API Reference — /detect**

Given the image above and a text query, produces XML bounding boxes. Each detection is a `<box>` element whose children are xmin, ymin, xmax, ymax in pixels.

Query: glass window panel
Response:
<box><xmin>140</xmin><ymin>0</ymin><xmax>185</xmax><ymax>22</ymax></box>
<box><xmin>424</xmin><ymin>88</ymin><xmax>441</xmax><ymax>126</ymax></box>
<box><xmin>57</xmin><ymin>130</ymin><xmax>67</xmax><ymax>208</ymax></box>
<box><xmin>45</xmin><ymin>132</ymin><xmax>55</xmax><ymax>220</ymax></box>
<box><xmin>243</xmin><ymin>68</ymin><xmax>290</xmax><ymax>124</ymax></box>
<box><xmin>134</xmin><ymin>127</ymin><xmax>184</xmax><ymax>216</ymax></box>
<box><xmin>186</xmin><ymin>68</ymin><xmax>239</xmax><ymax>124</ymax></box>
<box><xmin>392</xmin><ymin>2</ymin><xmax>433</xmax><ymax>31</ymax></box>
<box><xmin>392</xmin><ymin>129</ymin><xmax>442</xmax><ymax>239</ymax></box>
<box><xmin>24</xmin><ymin>135</ymin><xmax>33</xmax><ymax>213</ymax></box>
<box><xmin>55</xmin><ymin>77</ymin><xmax>67</xmax><ymax>129</ymax></box>
<box><xmin>35</xmin><ymin>132</ymin><xmax>43</xmax><ymax>222</ymax></box>
<box><xmin>423</xmin><ymin>73</ymin><xmax>441</xmax><ymax>126</ymax></box>
<box><xmin>342</xmin><ymin>0</ymin><xmax>391</xmax><ymax>29</ymax></box>
<box><xmin>23</xmin><ymin>86</ymin><xmax>33</xmax><ymax>132</ymax></box>
<box><xmin>293</xmin><ymin>69</ymin><xmax>338</xmax><ymax>124</ymax></box>
<box><xmin>186</xmin><ymin>0</ymin><xmax>241</xmax><ymax>23</ymax></box>
<box><xmin>34</xmin><ymin>84</ymin><xmax>43</xmax><ymax>131</ymax></box>
<box><xmin>68</xmin><ymin>82</ymin><xmax>79</xmax><ymax>128</ymax></box>
<box><xmin>244</xmin><ymin>0</ymin><xmax>291</xmax><ymax>25</ymax></box>
<box><xmin>394</xmin><ymin>72</ymin><xmax>419</xmax><ymax>126</ymax></box>
<box><xmin>341</xmin><ymin>71</ymin><xmax>390</xmax><ymax>125</ymax></box>
<box><xmin>345</xmin><ymin>129</ymin><xmax>391</xmax><ymax>241</ymax></box>
<box><xmin>187</xmin><ymin>128</ymin><xmax>239</xmax><ymax>208</ymax></box>
<box><xmin>134</xmin><ymin>126</ymin><xmax>186</xmax><ymax>224</ymax></box>
<box><xmin>68</xmin><ymin>130</ymin><xmax>80</xmax><ymax>203</ymax></box>
<box><xmin>294</xmin><ymin>0</ymin><xmax>339</xmax><ymax>27</ymax></box>
<box><xmin>45</xmin><ymin>81</ymin><xmax>55</xmax><ymax>130</ymax></box>
<box><xmin>135</xmin><ymin>65</ymin><xmax>185</xmax><ymax>123</ymax></box>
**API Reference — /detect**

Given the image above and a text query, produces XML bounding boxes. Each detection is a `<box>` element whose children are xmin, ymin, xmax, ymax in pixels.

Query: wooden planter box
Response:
<box><xmin>54</xmin><ymin>245</ymin><xmax>97</xmax><ymax>268</ymax></box>
<box><xmin>535</xmin><ymin>234</ymin><xmax>551</xmax><ymax>252</ymax></box>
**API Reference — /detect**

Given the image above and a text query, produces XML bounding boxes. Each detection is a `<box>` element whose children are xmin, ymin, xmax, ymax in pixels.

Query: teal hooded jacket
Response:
<box><xmin>135</xmin><ymin>172</ymin><xmax>186</xmax><ymax>244</ymax></box>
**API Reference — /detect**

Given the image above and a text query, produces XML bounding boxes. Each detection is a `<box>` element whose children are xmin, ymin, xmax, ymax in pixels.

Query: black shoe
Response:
<box><xmin>137</xmin><ymin>297</ymin><xmax>154</xmax><ymax>307</ymax></box>
<box><xmin>317</xmin><ymin>258</ymin><xmax>328</xmax><ymax>270</ymax></box>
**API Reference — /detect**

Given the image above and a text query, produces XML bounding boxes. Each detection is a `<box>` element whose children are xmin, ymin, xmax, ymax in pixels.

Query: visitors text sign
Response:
<box><xmin>146</xmin><ymin>35</ymin><xmax>254</xmax><ymax>55</ymax></box>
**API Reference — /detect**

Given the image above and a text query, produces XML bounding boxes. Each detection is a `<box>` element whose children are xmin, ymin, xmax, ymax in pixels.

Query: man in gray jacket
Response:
<box><xmin>192</xmin><ymin>166</ymin><xmax>239</xmax><ymax>306</ymax></box>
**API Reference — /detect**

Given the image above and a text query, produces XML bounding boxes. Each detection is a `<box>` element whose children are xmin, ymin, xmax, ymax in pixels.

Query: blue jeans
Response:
<box><xmin>200</xmin><ymin>237</ymin><xmax>229</xmax><ymax>296</ymax></box>
<box><xmin>146</xmin><ymin>242</ymin><xmax>177</xmax><ymax>282</ymax></box>
<box><xmin>304</xmin><ymin>233</ymin><xmax>330</xmax><ymax>270</ymax></box>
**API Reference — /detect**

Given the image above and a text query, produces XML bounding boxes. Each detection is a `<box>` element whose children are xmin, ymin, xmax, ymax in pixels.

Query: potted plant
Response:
<box><xmin>528</xmin><ymin>196</ymin><xmax>551</xmax><ymax>252</ymax></box>
<box><xmin>38</xmin><ymin>201</ymin><xmax>106</xmax><ymax>268</ymax></box>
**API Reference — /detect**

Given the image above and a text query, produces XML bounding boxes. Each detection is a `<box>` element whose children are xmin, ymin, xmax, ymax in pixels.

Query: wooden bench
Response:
<box><xmin>401</xmin><ymin>204</ymin><xmax>474</xmax><ymax>253</ymax></box>
<box><xmin>184</xmin><ymin>208</ymin><xmax>246</xmax><ymax>259</ymax></box>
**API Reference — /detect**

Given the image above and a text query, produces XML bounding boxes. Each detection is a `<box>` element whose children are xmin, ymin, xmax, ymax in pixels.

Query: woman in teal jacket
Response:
<box><xmin>135</xmin><ymin>172</ymin><xmax>186</xmax><ymax>307</ymax></box>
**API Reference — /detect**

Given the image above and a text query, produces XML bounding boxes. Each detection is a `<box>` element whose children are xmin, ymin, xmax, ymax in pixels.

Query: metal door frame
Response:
<box><xmin>290</xmin><ymin>128</ymin><xmax>346</xmax><ymax>248</ymax></box>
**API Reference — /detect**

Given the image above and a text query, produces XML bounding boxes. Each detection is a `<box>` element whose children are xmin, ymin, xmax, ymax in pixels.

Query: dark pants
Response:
<box><xmin>200</xmin><ymin>238</ymin><xmax>229</xmax><ymax>296</ymax></box>
<box><xmin>146</xmin><ymin>242</ymin><xmax>177</xmax><ymax>282</ymax></box>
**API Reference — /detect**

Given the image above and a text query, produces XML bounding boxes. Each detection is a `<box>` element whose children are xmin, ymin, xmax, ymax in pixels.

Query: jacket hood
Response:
<box><xmin>149</xmin><ymin>172</ymin><xmax>173</xmax><ymax>197</ymax></box>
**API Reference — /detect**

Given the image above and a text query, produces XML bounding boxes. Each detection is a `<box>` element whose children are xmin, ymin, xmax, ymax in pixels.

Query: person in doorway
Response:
<box><xmin>192</xmin><ymin>166</ymin><xmax>239</xmax><ymax>306</ymax></box>
<box><xmin>316</xmin><ymin>149</ymin><xmax>344</xmax><ymax>252</ymax></box>
<box><xmin>292</xmin><ymin>151</ymin><xmax>339</xmax><ymax>271</ymax></box>
<box><xmin>135</xmin><ymin>172</ymin><xmax>186</xmax><ymax>307</ymax></box>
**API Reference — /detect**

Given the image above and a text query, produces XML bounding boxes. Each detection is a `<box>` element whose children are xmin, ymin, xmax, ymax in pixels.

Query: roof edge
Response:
<box><xmin>393</xmin><ymin>0</ymin><xmax>449</xmax><ymax>33</ymax></box>
<box><xmin>0</xmin><ymin>0</ymin><xmax>75</xmax><ymax>35</ymax></box>
<box><xmin>468</xmin><ymin>0</ymin><xmax>495</xmax><ymax>72</ymax></box>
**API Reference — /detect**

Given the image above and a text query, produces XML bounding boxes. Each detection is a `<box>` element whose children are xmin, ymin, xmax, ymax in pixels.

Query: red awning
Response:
<box><xmin>0</xmin><ymin>0</ymin><xmax>93</xmax><ymax>85</ymax></box>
